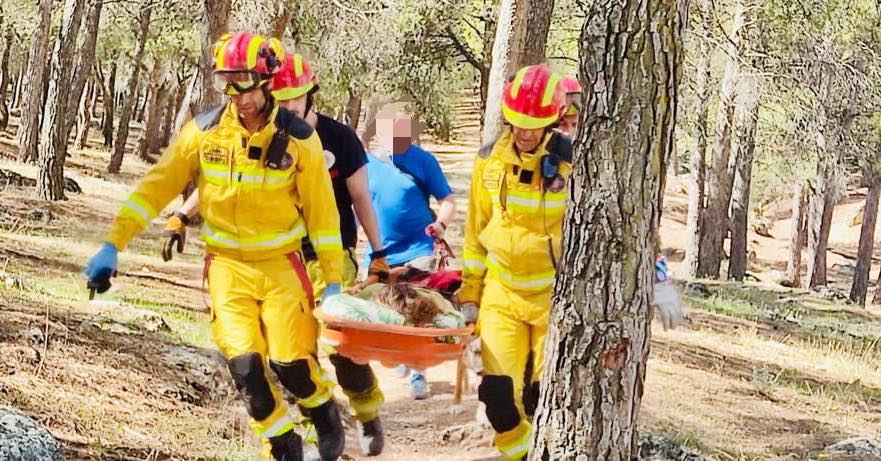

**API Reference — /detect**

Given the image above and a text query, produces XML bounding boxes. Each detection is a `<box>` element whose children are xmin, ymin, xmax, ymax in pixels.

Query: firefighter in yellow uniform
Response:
<box><xmin>85</xmin><ymin>32</ymin><xmax>345</xmax><ymax>461</ymax></box>
<box><xmin>457</xmin><ymin>64</ymin><xmax>571</xmax><ymax>461</ymax></box>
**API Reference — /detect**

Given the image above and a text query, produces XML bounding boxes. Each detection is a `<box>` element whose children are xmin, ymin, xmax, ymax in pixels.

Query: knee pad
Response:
<box><xmin>270</xmin><ymin>358</ymin><xmax>317</xmax><ymax>399</ymax></box>
<box><xmin>329</xmin><ymin>353</ymin><xmax>375</xmax><ymax>394</ymax></box>
<box><xmin>227</xmin><ymin>352</ymin><xmax>276</xmax><ymax>421</ymax></box>
<box><xmin>477</xmin><ymin>375</ymin><xmax>520</xmax><ymax>433</ymax></box>
<box><xmin>523</xmin><ymin>381</ymin><xmax>540</xmax><ymax>418</ymax></box>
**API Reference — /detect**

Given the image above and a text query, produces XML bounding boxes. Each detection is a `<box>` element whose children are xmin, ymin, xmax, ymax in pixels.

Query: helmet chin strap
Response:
<box><xmin>259</xmin><ymin>84</ymin><xmax>274</xmax><ymax>118</ymax></box>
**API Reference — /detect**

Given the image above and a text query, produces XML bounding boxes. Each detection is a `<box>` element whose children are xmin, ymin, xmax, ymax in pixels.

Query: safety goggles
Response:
<box><xmin>213</xmin><ymin>72</ymin><xmax>262</xmax><ymax>95</ymax></box>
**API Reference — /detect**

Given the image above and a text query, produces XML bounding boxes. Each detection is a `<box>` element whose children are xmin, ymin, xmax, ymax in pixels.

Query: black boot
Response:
<box><xmin>269</xmin><ymin>430</ymin><xmax>304</xmax><ymax>461</ymax></box>
<box><xmin>357</xmin><ymin>416</ymin><xmax>384</xmax><ymax>456</ymax></box>
<box><xmin>302</xmin><ymin>400</ymin><xmax>345</xmax><ymax>460</ymax></box>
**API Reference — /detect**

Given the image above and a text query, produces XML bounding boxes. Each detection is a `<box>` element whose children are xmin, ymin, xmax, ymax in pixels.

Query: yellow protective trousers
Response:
<box><xmin>206</xmin><ymin>254</ymin><xmax>333</xmax><ymax>442</ymax></box>
<box><xmin>477</xmin><ymin>276</ymin><xmax>550</xmax><ymax>461</ymax></box>
<box><xmin>307</xmin><ymin>248</ymin><xmax>385</xmax><ymax>423</ymax></box>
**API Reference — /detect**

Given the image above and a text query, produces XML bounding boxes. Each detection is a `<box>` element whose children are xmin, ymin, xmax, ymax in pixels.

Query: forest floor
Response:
<box><xmin>2</xmin><ymin>106</ymin><xmax>881</xmax><ymax>460</ymax></box>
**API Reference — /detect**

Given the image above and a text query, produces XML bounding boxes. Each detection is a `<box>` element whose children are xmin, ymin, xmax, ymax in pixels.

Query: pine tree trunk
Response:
<box><xmin>65</xmin><ymin>0</ymin><xmax>103</xmax><ymax>134</ymax></box>
<box><xmin>850</xmin><ymin>172</ymin><xmax>880</xmax><ymax>305</ymax></box>
<box><xmin>785</xmin><ymin>184</ymin><xmax>807</xmax><ymax>287</ymax></box>
<box><xmin>160</xmin><ymin>84</ymin><xmax>182</xmax><ymax>149</ymax></box>
<box><xmin>531</xmin><ymin>0</ymin><xmax>687</xmax><ymax>458</ymax></box>
<box><xmin>696</xmin><ymin>1</ymin><xmax>751</xmax><ymax>279</ymax></box>
<box><xmin>520</xmin><ymin>0</ymin><xmax>554</xmax><ymax>66</ymax></box>
<box><xmin>108</xmin><ymin>3</ymin><xmax>152</xmax><ymax>174</ymax></box>
<box><xmin>478</xmin><ymin>0</ymin><xmax>498</xmax><ymax>127</ymax></box>
<box><xmin>102</xmin><ymin>62</ymin><xmax>117</xmax><ymax>147</ymax></box>
<box><xmin>0</xmin><ymin>30</ymin><xmax>13</xmax><ymax>132</ymax></box>
<box><xmin>806</xmin><ymin>187</ymin><xmax>834</xmax><ymax>288</ymax></box>
<box><xmin>481</xmin><ymin>0</ymin><xmax>529</xmax><ymax>144</ymax></box>
<box><xmin>11</xmin><ymin>69</ymin><xmax>23</xmax><ymax>110</ymax></box>
<box><xmin>172</xmin><ymin>73</ymin><xmax>198</xmax><ymax>137</ymax></box>
<box><xmin>684</xmin><ymin>4</ymin><xmax>712</xmax><ymax>277</ymax></box>
<box><xmin>74</xmin><ymin>79</ymin><xmax>94</xmax><ymax>149</ymax></box>
<box><xmin>345</xmin><ymin>90</ymin><xmax>362</xmax><ymax>131</ymax></box>
<box><xmin>197</xmin><ymin>0</ymin><xmax>231</xmax><ymax>112</ymax></box>
<box><xmin>16</xmin><ymin>0</ymin><xmax>54</xmax><ymax>163</ymax></box>
<box><xmin>137</xmin><ymin>77</ymin><xmax>168</xmax><ymax>162</ymax></box>
<box><xmin>36</xmin><ymin>0</ymin><xmax>86</xmax><ymax>201</ymax></box>
<box><xmin>873</xmin><ymin>264</ymin><xmax>881</xmax><ymax>304</ymax></box>
<box><xmin>360</xmin><ymin>98</ymin><xmax>380</xmax><ymax>147</ymax></box>
<box><xmin>269</xmin><ymin>0</ymin><xmax>290</xmax><ymax>38</ymax></box>
<box><xmin>728</xmin><ymin>76</ymin><xmax>760</xmax><ymax>281</ymax></box>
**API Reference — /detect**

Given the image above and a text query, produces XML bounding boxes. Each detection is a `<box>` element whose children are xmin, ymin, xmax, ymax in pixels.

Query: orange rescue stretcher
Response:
<box><xmin>315</xmin><ymin>234</ymin><xmax>472</xmax><ymax>370</ymax></box>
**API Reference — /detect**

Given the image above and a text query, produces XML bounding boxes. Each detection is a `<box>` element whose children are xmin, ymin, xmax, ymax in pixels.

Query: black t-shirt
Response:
<box><xmin>301</xmin><ymin>113</ymin><xmax>367</xmax><ymax>259</ymax></box>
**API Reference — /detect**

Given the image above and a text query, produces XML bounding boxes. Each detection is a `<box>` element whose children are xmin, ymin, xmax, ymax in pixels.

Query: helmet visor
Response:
<box><xmin>213</xmin><ymin>71</ymin><xmax>260</xmax><ymax>95</ymax></box>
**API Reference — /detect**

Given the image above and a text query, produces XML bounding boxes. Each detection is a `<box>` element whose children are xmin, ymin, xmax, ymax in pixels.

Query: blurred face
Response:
<box><xmin>229</xmin><ymin>86</ymin><xmax>267</xmax><ymax>121</ymax></box>
<box><xmin>377</xmin><ymin>112</ymin><xmax>413</xmax><ymax>154</ymax></box>
<box><xmin>512</xmin><ymin>126</ymin><xmax>545</xmax><ymax>153</ymax></box>
<box><xmin>279</xmin><ymin>94</ymin><xmax>308</xmax><ymax>118</ymax></box>
<box><xmin>558</xmin><ymin>114</ymin><xmax>578</xmax><ymax>138</ymax></box>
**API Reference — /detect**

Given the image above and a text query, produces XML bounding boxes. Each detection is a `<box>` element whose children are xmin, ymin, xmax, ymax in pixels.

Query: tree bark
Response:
<box><xmin>806</xmin><ymin>188</ymin><xmax>834</xmax><ymax>288</ymax></box>
<box><xmin>269</xmin><ymin>0</ymin><xmax>290</xmax><ymax>38</ymax></box>
<box><xmin>108</xmin><ymin>3</ymin><xmax>152</xmax><ymax>174</ymax></box>
<box><xmin>101</xmin><ymin>62</ymin><xmax>117</xmax><ymax>147</ymax></box>
<box><xmin>74</xmin><ymin>78</ymin><xmax>95</xmax><ymax>149</ymax></box>
<box><xmin>197</xmin><ymin>0</ymin><xmax>231</xmax><ymax>112</ymax></box>
<box><xmin>66</xmin><ymin>0</ymin><xmax>103</xmax><ymax>134</ymax></box>
<box><xmin>481</xmin><ymin>0</ymin><xmax>529</xmax><ymax>144</ymax></box>
<box><xmin>850</xmin><ymin>171</ymin><xmax>880</xmax><ymax>305</ymax></box>
<box><xmin>684</xmin><ymin>3</ymin><xmax>712</xmax><ymax>277</ymax></box>
<box><xmin>531</xmin><ymin>0</ymin><xmax>687</xmax><ymax>458</ymax></box>
<box><xmin>873</xmin><ymin>262</ymin><xmax>881</xmax><ymax>304</ymax></box>
<box><xmin>172</xmin><ymin>72</ymin><xmax>198</xmax><ymax>137</ymax></box>
<box><xmin>135</xmin><ymin>86</ymin><xmax>149</xmax><ymax>123</ymax></box>
<box><xmin>728</xmin><ymin>75</ymin><xmax>761</xmax><ymax>281</ymax></box>
<box><xmin>478</xmin><ymin>0</ymin><xmax>499</xmax><ymax>125</ymax></box>
<box><xmin>784</xmin><ymin>184</ymin><xmax>807</xmax><ymax>287</ymax></box>
<box><xmin>345</xmin><ymin>89</ymin><xmax>362</xmax><ymax>131</ymax></box>
<box><xmin>0</xmin><ymin>30</ymin><xmax>13</xmax><ymax>132</ymax></box>
<box><xmin>137</xmin><ymin>70</ymin><xmax>169</xmax><ymax>162</ymax></box>
<box><xmin>696</xmin><ymin>1</ymin><xmax>751</xmax><ymax>279</ymax></box>
<box><xmin>12</xmin><ymin>68</ymin><xmax>24</xmax><ymax>110</ymax></box>
<box><xmin>160</xmin><ymin>83</ymin><xmax>183</xmax><ymax>149</ymax></box>
<box><xmin>36</xmin><ymin>0</ymin><xmax>87</xmax><ymax>201</ymax></box>
<box><xmin>520</xmin><ymin>0</ymin><xmax>554</xmax><ymax>66</ymax></box>
<box><xmin>16</xmin><ymin>0</ymin><xmax>54</xmax><ymax>163</ymax></box>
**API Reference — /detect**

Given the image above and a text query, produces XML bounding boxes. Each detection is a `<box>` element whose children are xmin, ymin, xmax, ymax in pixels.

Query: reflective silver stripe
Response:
<box><xmin>122</xmin><ymin>198</ymin><xmax>155</xmax><ymax>224</ymax></box>
<box><xmin>312</xmin><ymin>235</ymin><xmax>342</xmax><ymax>247</ymax></box>
<box><xmin>464</xmin><ymin>259</ymin><xmax>487</xmax><ymax>270</ymax></box>
<box><xmin>260</xmin><ymin>416</ymin><xmax>293</xmax><ymax>438</ymax></box>
<box><xmin>486</xmin><ymin>253</ymin><xmax>555</xmax><ymax>288</ymax></box>
<box><xmin>202</xmin><ymin>222</ymin><xmax>307</xmax><ymax>250</ymax></box>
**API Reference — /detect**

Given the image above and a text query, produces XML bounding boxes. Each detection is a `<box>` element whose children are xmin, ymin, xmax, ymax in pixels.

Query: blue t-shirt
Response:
<box><xmin>366</xmin><ymin>144</ymin><xmax>454</xmax><ymax>266</ymax></box>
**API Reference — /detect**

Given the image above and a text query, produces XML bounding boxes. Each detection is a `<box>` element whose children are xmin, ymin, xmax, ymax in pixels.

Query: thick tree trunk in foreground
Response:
<box><xmin>531</xmin><ymin>0</ymin><xmax>687</xmax><ymax>458</ymax></box>
<box><xmin>197</xmin><ymin>0</ymin><xmax>231</xmax><ymax>112</ymax></box>
<box><xmin>728</xmin><ymin>76</ymin><xmax>761</xmax><ymax>281</ymax></box>
<box><xmin>684</xmin><ymin>3</ymin><xmax>712</xmax><ymax>277</ymax></box>
<box><xmin>696</xmin><ymin>1</ymin><xmax>751</xmax><ymax>278</ymax></box>
<box><xmin>850</xmin><ymin>171</ymin><xmax>881</xmax><ymax>306</ymax></box>
<box><xmin>481</xmin><ymin>0</ymin><xmax>529</xmax><ymax>144</ymax></box>
<box><xmin>108</xmin><ymin>3</ymin><xmax>152</xmax><ymax>173</ymax></box>
<box><xmin>785</xmin><ymin>184</ymin><xmax>807</xmax><ymax>287</ymax></box>
<box><xmin>36</xmin><ymin>0</ymin><xmax>86</xmax><ymax>201</ymax></box>
<box><xmin>16</xmin><ymin>0</ymin><xmax>54</xmax><ymax>163</ymax></box>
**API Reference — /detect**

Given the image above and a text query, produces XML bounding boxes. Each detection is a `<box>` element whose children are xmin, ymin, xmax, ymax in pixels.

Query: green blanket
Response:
<box><xmin>320</xmin><ymin>283</ymin><xmax>466</xmax><ymax>330</ymax></box>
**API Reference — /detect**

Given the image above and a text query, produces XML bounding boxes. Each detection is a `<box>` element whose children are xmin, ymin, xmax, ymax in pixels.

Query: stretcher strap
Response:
<box><xmin>287</xmin><ymin>252</ymin><xmax>315</xmax><ymax>308</ymax></box>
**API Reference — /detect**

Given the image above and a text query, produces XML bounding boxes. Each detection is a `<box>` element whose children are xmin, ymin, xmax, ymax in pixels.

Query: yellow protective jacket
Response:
<box><xmin>458</xmin><ymin>129</ymin><xmax>571</xmax><ymax>304</ymax></box>
<box><xmin>106</xmin><ymin>102</ymin><xmax>344</xmax><ymax>283</ymax></box>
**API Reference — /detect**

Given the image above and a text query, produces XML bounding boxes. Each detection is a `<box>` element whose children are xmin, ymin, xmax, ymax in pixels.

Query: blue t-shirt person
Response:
<box><xmin>366</xmin><ymin>144</ymin><xmax>454</xmax><ymax>267</ymax></box>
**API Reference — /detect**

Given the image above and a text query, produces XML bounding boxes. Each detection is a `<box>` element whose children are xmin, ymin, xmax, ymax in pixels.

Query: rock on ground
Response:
<box><xmin>824</xmin><ymin>437</ymin><xmax>881</xmax><ymax>461</ymax></box>
<box><xmin>0</xmin><ymin>406</ymin><xmax>65</xmax><ymax>461</ymax></box>
<box><xmin>639</xmin><ymin>433</ymin><xmax>707</xmax><ymax>461</ymax></box>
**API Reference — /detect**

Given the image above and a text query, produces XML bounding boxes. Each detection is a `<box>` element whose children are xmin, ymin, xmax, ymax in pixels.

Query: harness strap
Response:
<box><xmin>287</xmin><ymin>252</ymin><xmax>315</xmax><ymax>308</ymax></box>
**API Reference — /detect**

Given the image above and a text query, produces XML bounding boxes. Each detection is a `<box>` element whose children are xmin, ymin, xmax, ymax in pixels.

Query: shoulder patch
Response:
<box><xmin>276</xmin><ymin>107</ymin><xmax>315</xmax><ymax>140</ymax></box>
<box><xmin>194</xmin><ymin>104</ymin><xmax>225</xmax><ymax>131</ymax></box>
<box><xmin>547</xmin><ymin>131</ymin><xmax>573</xmax><ymax>163</ymax></box>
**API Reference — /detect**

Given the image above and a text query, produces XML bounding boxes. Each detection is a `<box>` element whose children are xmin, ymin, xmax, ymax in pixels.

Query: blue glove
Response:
<box><xmin>321</xmin><ymin>283</ymin><xmax>342</xmax><ymax>303</ymax></box>
<box><xmin>85</xmin><ymin>243</ymin><xmax>118</xmax><ymax>296</ymax></box>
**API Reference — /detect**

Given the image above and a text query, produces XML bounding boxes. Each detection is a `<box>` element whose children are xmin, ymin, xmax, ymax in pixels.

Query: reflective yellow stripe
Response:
<box><xmin>200</xmin><ymin>163</ymin><xmax>295</xmax><ymax>190</ymax></box>
<box><xmin>260</xmin><ymin>416</ymin><xmax>294</xmax><ymax>439</ymax></box>
<box><xmin>490</xmin><ymin>190</ymin><xmax>567</xmax><ymax>212</ymax></box>
<box><xmin>510</xmin><ymin>66</ymin><xmax>529</xmax><ymax>99</ymax></box>
<box><xmin>120</xmin><ymin>193</ymin><xmax>157</xmax><ymax>226</ymax></box>
<box><xmin>294</xmin><ymin>54</ymin><xmax>304</xmax><ymax>76</ymax></box>
<box><xmin>500</xmin><ymin>435</ymin><xmax>531</xmax><ymax>459</ymax></box>
<box><xmin>462</xmin><ymin>249</ymin><xmax>487</xmax><ymax>273</ymax></box>
<box><xmin>202</xmin><ymin>221</ymin><xmax>307</xmax><ymax>250</ymax></box>
<box><xmin>486</xmin><ymin>253</ymin><xmax>556</xmax><ymax>289</ymax></box>
<box><xmin>246</xmin><ymin>35</ymin><xmax>263</xmax><ymax>70</ymax></box>
<box><xmin>272</xmin><ymin>85</ymin><xmax>312</xmax><ymax>101</ymax></box>
<box><xmin>542</xmin><ymin>73</ymin><xmax>562</xmax><ymax>107</ymax></box>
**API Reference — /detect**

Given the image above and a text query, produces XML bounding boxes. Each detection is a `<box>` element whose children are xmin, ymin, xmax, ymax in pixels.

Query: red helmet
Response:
<box><xmin>502</xmin><ymin>64</ymin><xmax>565</xmax><ymax>129</ymax></box>
<box><xmin>271</xmin><ymin>53</ymin><xmax>317</xmax><ymax>101</ymax></box>
<box><xmin>212</xmin><ymin>31</ymin><xmax>280</xmax><ymax>76</ymax></box>
<box><xmin>561</xmin><ymin>76</ymin><xmax>582</xmax><ymax>95</ymax></box>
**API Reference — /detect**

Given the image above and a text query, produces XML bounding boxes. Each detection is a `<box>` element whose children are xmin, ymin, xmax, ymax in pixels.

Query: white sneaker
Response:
<box><xmin>394</xmin><ymin>364</ymin><xmax>410</xmax><ymax>378</ymax></box>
